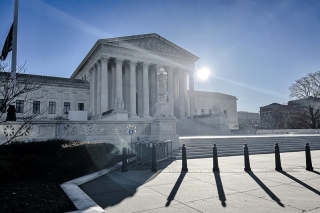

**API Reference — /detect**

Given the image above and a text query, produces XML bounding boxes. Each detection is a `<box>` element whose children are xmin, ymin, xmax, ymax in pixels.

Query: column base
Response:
<box><xmin>143</xmin><ymin>115</ymin><xmax>152</xmax><ymax>119</ymax></box>
<box><xmin>129</xmin><ymin>114</ymin><xmax>139</xmax><ymax>119</ymax></box>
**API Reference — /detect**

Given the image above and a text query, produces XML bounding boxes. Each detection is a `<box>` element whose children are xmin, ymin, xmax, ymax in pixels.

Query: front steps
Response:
<box><xmin>176</xmin><ymin>118</ymin><xmax>231</xmax><ymax>136</ymax></box>
<box><xmin>174</xmin><ymin>135</ymin><xmax>320</xmax><ymax>159</ymax></box>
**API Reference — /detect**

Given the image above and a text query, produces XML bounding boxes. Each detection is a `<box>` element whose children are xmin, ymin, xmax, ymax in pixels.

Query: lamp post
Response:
<box><xmin>254</xmin><ymin>124</ymin><xmax>258</xmax><ymax>134</ymax></box>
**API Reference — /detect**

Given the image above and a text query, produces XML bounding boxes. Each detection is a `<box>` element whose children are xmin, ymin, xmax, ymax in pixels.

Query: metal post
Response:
<box><xmin>305</xmin><ymin>143</ymin><xmax>313</xmax><ymax>171</ymax></box>
<box><xmin>213</xmin><ymin>143</ymin><xmax>219</xmax><ymax>172</ymax></box>
<box><xmin>275</xmin><ymin>143</ymin><xmax>282</xmax><ymax>171</ymax></box>
<box><xmin>121</xmin><ymin>147</ymin><xmax>128</xmax><ymax>172</ymax></box>
<box><xmin>151</xmin><ymin>143</ymin><xmax>157</xmax><ymax>172</ymax></box>
<box><xmin>182</xmin><ymin>144</ymin><xmax>188</xmax><ymax>172</ymax></box>
<box><xmin>244</xmin><ymin>144</ymin><xmax>251</xmax><ymax>171</ymax></box>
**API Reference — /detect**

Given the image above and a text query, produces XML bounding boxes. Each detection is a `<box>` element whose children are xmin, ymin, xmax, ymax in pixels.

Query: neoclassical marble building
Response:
<box><xmin>0</xmin><ymin>33</ymin><xmax>239</xmax><ymax>145</ymax></box>
<box><xmin>71</xmin><ymin>33</ymin><xmax>198</xmax><ymax>120</ymax></box>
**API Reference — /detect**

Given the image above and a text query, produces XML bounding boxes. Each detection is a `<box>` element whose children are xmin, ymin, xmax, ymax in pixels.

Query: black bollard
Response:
<box><xmin>121</xmin><ymin>147</ymin><xmax>128</xmax><ymax>172</ymax></box>
<box><xmin>151</xmin><ymin>143</ymin><xmax>158</xmax><ymax>172</ymax></box>
<box><xmin>182</xmin><ymin>144</ymin><xmax>188</xmax><ymax>172</ymax></box>
<box><xmin>275</xmin><ymin>143</ymin><xmax>282</xmax><ymax>171</ymax></box>
<box><xmin>213</xmin><ymin>143</ymin><xmax>219</xmax><ymax>172</ymax></box>
<box><xmin>244</xmin><ymin>144</ymin><xmax>251</xmax><ymax>171</ymax></box>
<box><xmin>305</xmin><ymin>143</ymin><xmax>313</xmax><ymax>171</ymax></box>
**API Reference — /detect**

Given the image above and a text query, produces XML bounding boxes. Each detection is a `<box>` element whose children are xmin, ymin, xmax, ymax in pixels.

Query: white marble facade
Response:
<box><xmin>187</xmin><ymin>91</ymin><xmax>239</xmax><ymax>130</ymax></box>
<box><xmin>71</xmin><ymin>33</ymin><xmax>198</xmax><ymax>120</ymax></box>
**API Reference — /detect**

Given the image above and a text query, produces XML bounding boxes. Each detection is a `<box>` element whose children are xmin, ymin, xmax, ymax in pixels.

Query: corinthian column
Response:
<box><xmin>97</xmin><ymin>61</ymin><xmax>102</xmax><ymax>115</ymax></box>
<box><xmin>100</xmin><ymin>56</ymin><xmax>109</xmax><ymax>113</ymax></box>
<box><xmin>189</xmin><ymin>69</ymin><xmax>195</xmax><ymax>119</ymax></box>
<box><xmin>93</xmin><ymin>64</ymin><xmax>98</xmax><ymax>116</ymax></box>
<box><xmin>129</xmin><ymin>60</ymin><xmax>138</xmax><ymax>118</ymax></box>
<box><xmin>179</xmin><ymin>70</ymin><xmax>186</xmax><ymax>118</ymax></box>
<box><xmin>142</xmin><ymin>62</ymin><xmax>151</xmax><ymax>118</ymax></box>
<box><xmin>115</xmin><ymin>58</ymin><xmax>124</xmax><ymax>101</ymax></box>
<box><xmin>89</xmin><ymin>67</ymin><xmax>94</xmax><ymax>117</ymax></box>
<box><xmin>165</xmin><ymin>65</ymin><xmax>174</xmax><ymax>115</ymax></box>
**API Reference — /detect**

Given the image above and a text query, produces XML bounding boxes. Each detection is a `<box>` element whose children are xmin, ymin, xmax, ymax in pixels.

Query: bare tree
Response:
<box><xmin>0</xmin><ymin>62</ymin><xmax>46</xmax><ymax>144</ymax></box>
<box><xmin>289</xmin><ymin>71</ymin><xmax>320</xmax><ymax>129</ymax></box>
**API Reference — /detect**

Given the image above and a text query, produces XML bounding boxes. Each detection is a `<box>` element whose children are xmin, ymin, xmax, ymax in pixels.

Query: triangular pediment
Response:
<box><xmin>99</xmin><ymin>33</ymin><xmax>199</xmax><ymax>60</ymax></box>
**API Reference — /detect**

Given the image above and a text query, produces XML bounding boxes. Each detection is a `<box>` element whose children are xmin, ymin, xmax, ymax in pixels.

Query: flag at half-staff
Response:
<box><xmin>0</xmin><ymin>24</ymin><xmax>13</xmax><ymax>61</ymax></box>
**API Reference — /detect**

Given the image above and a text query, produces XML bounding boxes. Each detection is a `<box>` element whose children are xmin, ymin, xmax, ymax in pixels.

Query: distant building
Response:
<box><xmin>237</xmin><ymin>111</ymin><xmax>260</xmax><ymax>130</ymax></box>
<box><xmin>259</xmin><ymin>103</ymin><xmax>288</xmax><ymax>129</ymax></box>
<box><xmin>187</xmin><ymin>91</ymin><xmax>239</xmax><ymax>130</ymax></box>
<box><xmin>259</xmin><ymin>97</ymin><xmax>320</xmax><ymax>129</ymax></box>
<box><xmin>288</xmin><ymin>96</ymin><xmax>320</xmax><ymax>108</ymax></box>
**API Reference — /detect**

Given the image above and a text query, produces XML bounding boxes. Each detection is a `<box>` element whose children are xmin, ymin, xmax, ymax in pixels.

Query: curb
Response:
<box><xmin>61</xmin><ymin>158</ymin><xmax>135</xmax><ymax>213</ymax></box>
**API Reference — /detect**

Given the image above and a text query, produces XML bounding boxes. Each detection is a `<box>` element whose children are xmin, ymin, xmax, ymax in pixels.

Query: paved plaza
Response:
<box><xmin>80</xmin><ymin>151</ymin><xmax>320</xmax><ymax>213</ymax></box>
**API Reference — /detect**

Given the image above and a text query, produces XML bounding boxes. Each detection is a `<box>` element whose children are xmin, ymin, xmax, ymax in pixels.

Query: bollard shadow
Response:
<box><xmin>165</xmin><ymin>171</ymin><xmax>187</xmax><ymax>207</ymax></box>
<box><xmin>79</xmin><ymin>160</ymin><xmax>173</xmax><ymax>209</ymax></box>
<box><xmin>213</xmin><ymin>171</ymin><xmax>227</xmax><ymax>207</ymax></box>
<box><xmin>278</xmin><ymin>171</ymin><xmax>320</xmax><ymax>196</ymax></box>
<box><xmin>246</xmin><ymin>171</ymin><xmax>284</xmax><ymax>207</ymax></box>
<box><xmin>311</xmin><ymin>170</ymin><xmax>320</xmax><ymax>175</ymax></box>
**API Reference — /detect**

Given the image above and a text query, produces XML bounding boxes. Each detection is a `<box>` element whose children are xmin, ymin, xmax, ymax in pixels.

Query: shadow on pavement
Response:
<box><xmin>165</xmin><ymin>171</ymin><xmax>187</xmax><ymax>207</ymax></box>
<box><xmin>311</xmin><ymin>170</ymin><xmax>320</xmax><ymax>175</ymax></box>
<box><xmin>213</xmin><ymin>171</ymin><xmax>227</xmax><ymax>207</ymax></box>
<box><xmin>246</xmin><ymin>171</ymin><xmax>284</xmax><ymax>207</ymax></box>
<box><xmin>79</xmin><ymin>160</ymin><xmax>173</xmax><ymax>209</ymax></box>
<box><xmin>278</xmin><ymin>171</ymin><xmax>320</xmax><ymax>196</ymax></box>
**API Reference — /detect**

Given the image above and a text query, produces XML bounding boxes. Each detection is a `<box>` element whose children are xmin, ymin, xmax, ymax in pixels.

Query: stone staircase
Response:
<box><xmin>176</xmin><ymin>118</ymin><xmax>231</xmax><ymax>136</ymax></box>
<box><xmin>174</xmin><ymin>135</ymin><xmax>320</xmax><ymax>159</ymax></box>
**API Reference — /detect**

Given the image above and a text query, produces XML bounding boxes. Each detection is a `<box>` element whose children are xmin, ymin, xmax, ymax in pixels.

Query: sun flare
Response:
<box><xmin>197</xmin><ymin>68</ymin><xmax>210</xmax><ymax>80</ymax></box>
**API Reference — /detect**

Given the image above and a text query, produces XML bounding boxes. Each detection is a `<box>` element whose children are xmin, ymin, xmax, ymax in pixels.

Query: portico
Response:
<box><xmin>71</xmin><ymin>33</ymin><xmax>198</xmax><ymax>120</ymax></box>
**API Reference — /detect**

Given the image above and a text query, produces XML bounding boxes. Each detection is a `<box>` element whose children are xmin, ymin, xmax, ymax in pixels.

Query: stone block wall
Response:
<box><xmin>0</xmin><ymin>120</ymin><xmax>151</xmax><ymax>149</ymax></box>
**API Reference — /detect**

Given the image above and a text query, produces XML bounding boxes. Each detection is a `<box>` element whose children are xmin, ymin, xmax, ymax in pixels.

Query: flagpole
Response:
<box><xmin>11</xmin><ymin>0</ymin><xmax>18</xmax><ymax>101</ymax></box>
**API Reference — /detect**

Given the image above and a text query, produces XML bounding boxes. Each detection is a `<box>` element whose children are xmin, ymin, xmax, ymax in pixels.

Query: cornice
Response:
<box><xmin>71</xmin><ymin>34</ymin><xmax>199</xmax><ymax>79</ymax></box>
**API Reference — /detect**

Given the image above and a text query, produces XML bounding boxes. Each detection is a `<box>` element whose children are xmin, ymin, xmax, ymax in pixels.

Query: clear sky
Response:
<box><xmin>1</xmin><ymin>0</ymin><xmax>320</xmax><ymax>113</ymax></box>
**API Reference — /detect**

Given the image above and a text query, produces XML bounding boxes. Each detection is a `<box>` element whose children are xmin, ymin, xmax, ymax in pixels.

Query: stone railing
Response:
<box><xmin>0</xmin><ymin>120</ymin><xmax>151</xmax><ymax>146</ymax></box>
<box><xmin>256</xmin><ymin>129</ymin><xmax>320</xmax><ymax>135</ymax></box>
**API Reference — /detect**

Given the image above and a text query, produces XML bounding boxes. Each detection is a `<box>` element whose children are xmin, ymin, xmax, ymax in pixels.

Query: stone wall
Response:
<box><xmin>0</xmin><ymin>120</ymin><xmax>151</xmax><ymax>148</ymax></box>
<box><xmin>256</xmin><ymin>129</ymin><xmax>320</xmax><ymax>134</ymax></box>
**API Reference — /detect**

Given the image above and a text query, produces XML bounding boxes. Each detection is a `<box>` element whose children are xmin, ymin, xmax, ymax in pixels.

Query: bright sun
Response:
<box><xmin>197</xmin><ymin>68</ymin><xmax>210</xmax><ymax>80</ymax></box>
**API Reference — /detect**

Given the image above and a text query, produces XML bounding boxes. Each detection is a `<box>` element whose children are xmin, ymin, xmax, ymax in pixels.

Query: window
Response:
<box><xmin>0</xmin><ymin>99</ymin><xmax>5</xmax><ymax>113</ymax></box>
<box><xmin>16</xmin><ymin>100</ymin><xmax>24</xmax><ymax>113</ymax></box>
<box><xmin>201</xmin><ymin>109</ymin><xmax>204</xmax><ymax>115</ymax></box>
<box><xmin>49</xmin><ymin>102</ymin><xmax>56</xmax><ymax>114</ymax></box>
<box><xmin>33</xmin><ymin>101</ymin><xmax>40</xmax><ymax>114</ymax></box>
<box><xmin>64</xmin><ymin>102</ymin><xmax>70</xmax><ymax>114</ymax></box>
<box><xmin>209</xmin><ymin>109</ymin><xmax>212</xmax><ymax>114</ymax></box>
<box><xmin>78</xmin><ymin>103</ymin><xmax>84</xmax><ymax>111</ymax></box>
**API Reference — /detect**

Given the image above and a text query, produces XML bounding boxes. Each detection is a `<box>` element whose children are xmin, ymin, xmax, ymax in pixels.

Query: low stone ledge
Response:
<box><xmin>61</xmin><ymin>158</ymin><xmax>135</xmax><ymax>213</ymax></box>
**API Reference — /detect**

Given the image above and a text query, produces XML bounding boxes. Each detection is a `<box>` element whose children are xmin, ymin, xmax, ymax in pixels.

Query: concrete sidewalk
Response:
<box><xmin>80</xmin><ymin>151</ymin><xmax>320</xmax><ymax>212</ymax></box>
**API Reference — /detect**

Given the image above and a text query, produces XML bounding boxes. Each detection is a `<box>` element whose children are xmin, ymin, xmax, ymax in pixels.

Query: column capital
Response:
<box><xmin>100</xmin><ymin>55</ymin><xmax>109</xmax><ymax>64</ymax></box>
<box><xmin>89</xmin><ymin>67</ymin><xmax>94</xmax><ymax>74</ymax></box>
<box><xmin>129</xmin><ymin>60</ymin><xmax>138</xmax><ymax>67</ymax></box>
<box><xmin>142</xmin><ymin>62</ymin><xmax>150</xmax><ymax>69</ymax></box>
<box><xmin>115</xmin><ymin>58</ymin><xmax>124</xmax><ymax>65</ymax></box>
